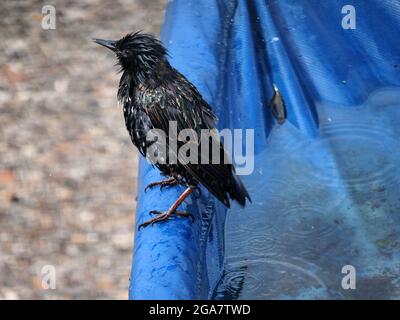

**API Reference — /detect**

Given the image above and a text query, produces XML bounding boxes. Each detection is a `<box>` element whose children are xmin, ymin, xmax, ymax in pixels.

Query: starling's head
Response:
<box><xmin>93</xmin><ymin>32</ymin><xmax>167</xmax><ymax>73</ymax></box>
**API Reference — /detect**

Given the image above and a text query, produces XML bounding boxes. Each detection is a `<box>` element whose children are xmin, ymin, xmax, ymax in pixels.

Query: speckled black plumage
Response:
<box><xmin>95</xmin><ymin>32</ymin><xmax>250</xmax><ymax>208</ymax></box>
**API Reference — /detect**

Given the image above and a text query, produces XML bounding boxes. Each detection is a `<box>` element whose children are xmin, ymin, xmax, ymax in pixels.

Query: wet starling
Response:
<box><xmin>94</xmin><ymin>32</ymin><xmax>251</xmax><ymax>229</ymax></box>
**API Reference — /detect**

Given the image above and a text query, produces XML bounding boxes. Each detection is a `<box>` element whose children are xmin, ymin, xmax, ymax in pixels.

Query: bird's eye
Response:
<box><xmin>123</xmin><ymin>49</ymin><xmax>130</xmax><ymax>56</ymax></box>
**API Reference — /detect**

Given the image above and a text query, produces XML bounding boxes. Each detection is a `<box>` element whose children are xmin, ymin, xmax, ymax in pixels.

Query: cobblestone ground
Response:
<box><xmin>0</xmin><ymin>0</ymin><xmax>166</xmax><ymax>299</ymax></box>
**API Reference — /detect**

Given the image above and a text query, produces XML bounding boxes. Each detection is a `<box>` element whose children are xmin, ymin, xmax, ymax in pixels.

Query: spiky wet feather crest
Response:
<box><xmin>115</xmin><ymin>32</ymin><xmax>168</xmax><ymax>76</ymax></box>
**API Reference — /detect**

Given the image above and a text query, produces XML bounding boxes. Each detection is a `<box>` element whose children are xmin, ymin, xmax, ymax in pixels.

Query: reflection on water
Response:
<box><xmin>212</xmin><ymin>88</ymin><xmax>400</xmax><ymax>299</ymax></box>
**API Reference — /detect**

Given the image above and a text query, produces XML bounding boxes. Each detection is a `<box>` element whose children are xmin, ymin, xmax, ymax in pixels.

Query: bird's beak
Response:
<box><xmin>93</xmin><ymin>38</ymin><xmax>117</xmax><ymax>51</ymax></box>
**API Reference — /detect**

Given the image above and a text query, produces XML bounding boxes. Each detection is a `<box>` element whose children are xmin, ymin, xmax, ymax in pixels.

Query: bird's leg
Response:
<box><xmin>138</xmin><ymin>186</ymin><xmax>195</xmax><ymax>230</ymax></box>
<box><xmin>144</xmin><ymin>176</ymin><xmax>181</xmax><ymax>192</ymax></box>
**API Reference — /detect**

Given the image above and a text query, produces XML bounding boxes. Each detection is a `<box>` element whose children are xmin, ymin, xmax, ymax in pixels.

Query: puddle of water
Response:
<box><xmin>212</xmin><ymin>88</ymin><xmax>400</xmax><ymax>299</ymax></box>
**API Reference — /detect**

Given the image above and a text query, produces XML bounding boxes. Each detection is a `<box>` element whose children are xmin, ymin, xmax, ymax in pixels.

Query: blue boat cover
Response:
<box><xmin>129</xmin><ymin>0</ymin><xmax>400</xmax><ymax>299</ymax></box>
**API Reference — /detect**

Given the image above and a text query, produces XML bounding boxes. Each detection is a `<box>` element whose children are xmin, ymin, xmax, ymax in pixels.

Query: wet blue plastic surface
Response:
<box><xmin>129</xmin><ymin>0</ymin><xmax>400</xmax><ymax>299</ymax></box>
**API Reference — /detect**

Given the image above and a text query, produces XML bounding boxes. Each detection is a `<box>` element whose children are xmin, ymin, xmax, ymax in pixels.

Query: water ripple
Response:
<box><xmin>295</xmin><ymin>120</ymin><xmax>400</xmax><ymax>189</ymax></box>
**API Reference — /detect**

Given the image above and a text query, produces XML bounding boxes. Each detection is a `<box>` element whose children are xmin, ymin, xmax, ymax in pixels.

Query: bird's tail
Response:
<box><xmin>229</xmin><ymin>172</ymin><xmax>251</xmax><ymax>207</ymax></box>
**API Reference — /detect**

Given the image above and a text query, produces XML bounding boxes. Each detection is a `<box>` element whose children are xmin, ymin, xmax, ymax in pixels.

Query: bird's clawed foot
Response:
<box><xmin>144</xmin><ymin>177</ymin><xmax>177</xmax><ymax>192</ymax></box>
<box><xmin>138</xmin><ymin>210</ymin><xmax>194</xmax><ymax>230</ymax></box>
<box><xmin>138</xmin><ymin>185</ymin><xmax>195</xmax><ymax>230</ymax></box>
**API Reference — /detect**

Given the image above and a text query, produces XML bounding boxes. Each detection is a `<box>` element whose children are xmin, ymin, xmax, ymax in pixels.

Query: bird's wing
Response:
<box><xmin>140</xmin><ymin>73</ymin><xmax>236</xmax><ymax>206</ymax></box>
<box><xmin>138</xmin><ymin>73</ymin><xmax>216</xmax><ymax>133</ymax></box>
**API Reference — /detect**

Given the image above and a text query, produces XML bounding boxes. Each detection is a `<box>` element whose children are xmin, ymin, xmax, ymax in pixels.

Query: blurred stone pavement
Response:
<box><xmin>0</xmin><ymin>0</ymin><xmax>166</xmax><ymax>299</ymax></box>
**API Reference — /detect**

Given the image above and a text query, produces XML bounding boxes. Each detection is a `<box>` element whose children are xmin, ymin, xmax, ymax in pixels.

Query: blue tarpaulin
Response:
<box><xmin>129</xmin><ymin>0</ymin><xmax>400</xmax><ymax>299</ymax></box>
